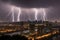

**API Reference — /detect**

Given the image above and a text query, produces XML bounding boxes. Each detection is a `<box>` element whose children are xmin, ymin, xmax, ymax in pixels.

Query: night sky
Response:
<box><xmin>0</xmin><ymin>0</ymin><xmax>60</xmax><ymax>22</ymax></box>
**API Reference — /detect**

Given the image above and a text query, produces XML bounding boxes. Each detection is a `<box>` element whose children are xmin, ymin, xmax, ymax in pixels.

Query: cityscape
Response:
<box><xmin>0</xmin><ymin>0</ymin><xmax>60</xmax><ymax>40</ymax></box>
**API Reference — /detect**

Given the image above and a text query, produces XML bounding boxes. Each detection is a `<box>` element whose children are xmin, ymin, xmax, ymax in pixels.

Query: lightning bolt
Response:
<box><xmin>33</xmin><ymin>8</ymin><xmax>38</xmax><ymax>20</ymax></box>
<box><xmin>43</xmin><ymin>8</ymin><xmax>46</xmax><ymax>21</ymax></box>
<box><xmin>11</xmin><ymin>7</ymin><xmax>15</xmax><ymax>22</ymax></box>
<box><xmin>17</xmin><ymin>8</ymin><xmax>21</xmax><ymax>22</ymax></box>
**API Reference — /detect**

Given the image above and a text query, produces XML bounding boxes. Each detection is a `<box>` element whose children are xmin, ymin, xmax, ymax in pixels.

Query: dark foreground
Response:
<box><xmin>0</xmin><ymin>35</ymin><xmax>28</xmax><ymax>40</ymax></box>
<box><xmin>0</xmin><ymin>34</ymin><xmax>60</xmax><ymax>40</ymax></box>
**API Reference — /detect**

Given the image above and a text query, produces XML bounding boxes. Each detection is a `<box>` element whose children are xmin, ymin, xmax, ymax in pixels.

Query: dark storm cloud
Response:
<box><xmin>0</xmin><ymin>2</ymin><xmax>11</xmax><ymax>22</ymax></box>
<box><xmin>0</xmin><ymin>0</ymin><xmax>60</xmax><ymax>22</ymax></box>
<box><xmin>1</xmin><ymin>0</ymin><xmax>60</xmax><ymax>8</ymax></box>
